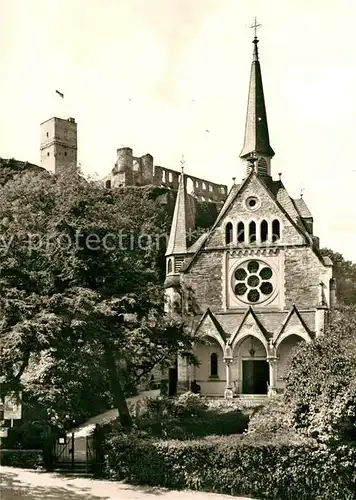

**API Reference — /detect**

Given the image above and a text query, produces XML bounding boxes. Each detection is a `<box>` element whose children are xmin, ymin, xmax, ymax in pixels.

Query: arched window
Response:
<box><xmin>272</xmin><ymin>219</ymin><xmax>280</xmax><ymax>242</ymax></box>
<box><xmin>249</xmin><ymin>221</ymin><xmax>256</xmax><ymax>243</ymax></box>
<box><xmin>105</xmin><ymin>180</ymin><xmax>111</xmax><ymax>189</ymax></box>
<box><xmin>261</xmin><ymin>220</ymin><xmax>268</xmax><ymax>242</ymax></box>
<box><xmin>210</xmin><ymin>353</ymin><xmax>218</xmax><ymax>377</ymax></box>
<box><xmin>258</xmin><ymin>157</ymin><xmax>268</xmax><ymax>176</ymax></box>
<box><xmin>237</xmin><ymin>222</ymin><xmax>245</xmax><ymax>243</ymax></box>
<box><xmin>225</xmin><ymin>222</ymin><xmax>233</xmax><ymax>244</ymax></box>
<box><xmin>167</xmin><ymin>258</ymin><xmax>173</xmax><ymax>274</ymax></box>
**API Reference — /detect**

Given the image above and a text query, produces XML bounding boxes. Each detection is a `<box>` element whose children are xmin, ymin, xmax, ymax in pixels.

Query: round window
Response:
<box><xmin>232</xmin><ymin>259</ymin><xmax>277</xmax><ymax>304</ymax></box>
<box><xmin>246</xmin><ymin>196</ymin><xmax>260</xmax><ymax>210</ymax></box>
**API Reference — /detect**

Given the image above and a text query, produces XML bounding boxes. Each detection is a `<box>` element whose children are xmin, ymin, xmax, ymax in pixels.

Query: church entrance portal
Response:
<box><xmin>242</xmin><ymin>360</ymin><xmax>269</xmax><ymax>394</ymax></box>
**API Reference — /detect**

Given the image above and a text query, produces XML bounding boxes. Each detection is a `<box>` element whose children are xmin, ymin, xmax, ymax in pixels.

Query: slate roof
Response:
<box><xmin>293</xmin><ymin>197</ymin><xmax>313</xmax><ymax>219</ymax></box>
<box><xmin>166</xmin><ymin>173</ymin><xmax>195</xmax><ymax>256</ymax></box>
<box><xmin>240</xmin><ymin>38</ymin><xmax>274</xmax><ymax>159</ymax></box>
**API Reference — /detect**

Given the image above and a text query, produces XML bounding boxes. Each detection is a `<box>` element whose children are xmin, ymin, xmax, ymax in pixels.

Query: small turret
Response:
<box><xmin>164</xmin><ymin>159</ymin><xmax>195</xmax><ymax>314</ymax></box>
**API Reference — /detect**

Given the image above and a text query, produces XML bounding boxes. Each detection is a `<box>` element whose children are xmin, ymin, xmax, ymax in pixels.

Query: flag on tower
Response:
<box><xmin>55</xmin><ymin>90</ymin><xmax>64</xmax><ymax>98</ymax></box>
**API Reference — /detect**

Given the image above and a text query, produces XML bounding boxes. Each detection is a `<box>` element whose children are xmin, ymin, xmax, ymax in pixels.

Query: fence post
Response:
<box><xmin>71</xmin><ymin>432</ymin><xmax>75</xmax><ymax>469</ymax></box>
<box><xmin>43</xmin><ymin>425</ymin><xmax>55</xmax><ymax>471</ymax></box>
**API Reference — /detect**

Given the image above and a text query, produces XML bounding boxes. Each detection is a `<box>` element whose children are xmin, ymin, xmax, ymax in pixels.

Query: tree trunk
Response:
<box><xmin>103</xmin><ymin>343</ymin><xmax>132</xmax><ymax>430</ymax></box>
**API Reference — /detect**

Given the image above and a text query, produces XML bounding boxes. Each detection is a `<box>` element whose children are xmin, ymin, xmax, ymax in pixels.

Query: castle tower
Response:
<box><xmin>240</xmin><ymin>19</ymin><xmax>274</xmax><ymax>177</ymax></box>
<box><xmin>40</xmin><ymin>117</ymin><xmax>77</xmax><ymax>174</ymax></box>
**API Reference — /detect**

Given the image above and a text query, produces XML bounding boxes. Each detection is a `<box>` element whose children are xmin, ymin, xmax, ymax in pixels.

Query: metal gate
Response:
<box><xmin>51</xmin><ymin>430</ymin><xmax>100</xmax><ymax>475</ymax></box>
<box><xmin>86</xmin><ymin>434</ymin><xmax>94</xmax><ymax>464</ymax></box>
<box><xmin>53</xmin><ymin>432</ymin><xmax>75</xmax><ymax>468</ymax></box>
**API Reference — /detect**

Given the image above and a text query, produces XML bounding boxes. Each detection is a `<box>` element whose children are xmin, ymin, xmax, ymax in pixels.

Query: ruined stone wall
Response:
<box><xmin>103</xmin><ymin>147</ymin><xmax>228</xmax><ymax>204</ymax></box>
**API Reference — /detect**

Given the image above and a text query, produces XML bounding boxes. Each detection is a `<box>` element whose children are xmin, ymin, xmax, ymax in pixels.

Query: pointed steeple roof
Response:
<box><xmin>166</xmin><ymin>166</ymin><xmax>195</xmax><ymax>256</ymax></box>
<box><xmin>240</xmin><ymin>25</ymin><xmax>275</xmax><ymax>159</ymax></box>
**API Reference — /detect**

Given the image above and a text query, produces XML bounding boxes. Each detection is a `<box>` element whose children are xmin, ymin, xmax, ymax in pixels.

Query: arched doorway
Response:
<box><xmin>237</xmin><ymin>336</ymin><xmax>269</xmax><ymax>394</ymax></box>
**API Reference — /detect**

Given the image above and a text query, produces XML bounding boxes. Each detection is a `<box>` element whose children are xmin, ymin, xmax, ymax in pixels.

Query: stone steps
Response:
<box><xmin>54</xmin><ymin>461</ymin><xmax>93</xmax><ymax>477</ymax></box>
<box><xmin>206</xmin><ymin>394</ymin><xmax>268</xmax><ymax>407</ymax></box>
<box><xmin>235</xmin><ymin>395</ymin><xmax>268</xmax><ymax>407</ymax></box>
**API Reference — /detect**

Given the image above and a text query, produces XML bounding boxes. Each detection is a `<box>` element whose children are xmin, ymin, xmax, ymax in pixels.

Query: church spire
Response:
<box><xmin>240</xmin><ymin>18</ymin><xmax>274</xmax><ymax>177</ymax></box>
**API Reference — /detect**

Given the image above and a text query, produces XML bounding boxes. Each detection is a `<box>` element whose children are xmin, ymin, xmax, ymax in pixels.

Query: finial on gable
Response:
<box><xmin>180</xmin><ymin>155</ymin><xmax>185</xmax><ymax>174</ymax></box>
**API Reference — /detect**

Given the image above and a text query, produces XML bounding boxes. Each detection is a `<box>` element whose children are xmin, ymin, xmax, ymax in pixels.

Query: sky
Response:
<box><xmin>0</xmin><ymin>0</ymin><xmax>356</xmax><ymax>261</ymax></box>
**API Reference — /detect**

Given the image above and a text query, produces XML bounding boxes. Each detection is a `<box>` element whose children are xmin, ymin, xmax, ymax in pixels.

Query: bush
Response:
<box><xmin>246</xmin><ymin>395</ymin><xmax>298</xmax><ymax>441</ymax></box>
<box><xmin>0</xmin><ymin>449</ymin><xmax>43</xmax><ymax>469</ymax></box>
<box><xmin>103</xmin><ymin>433</ymin><xmax>356</xmax><ymax>499</ymax></box>
<box><xmin>285</xmin><ymin>306</ymin><xmax>356</xmax><ymax>444</ymax></box>
<box><xmin>206</xmin><ymin>398</ymin><xmax>243</xmax><ymax>412</ymax></box>
<box><xmin>3</xmin><ymin>420</ymin><xmax>48</xmax><ymax>450</ymax></box>
<box><xmin>133</xmin><ymin>393</ymin><xmax>248</xmax><ymax>439</ymax></box>
<box><xmin>174</xmin><ymin>392</ymin><xmax>209</xmax><ymax>416</ymax></box>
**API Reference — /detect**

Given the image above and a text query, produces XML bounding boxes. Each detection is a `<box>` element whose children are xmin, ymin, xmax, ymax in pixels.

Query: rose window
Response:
<box><xmin>232</xmin><ymin>260</ymin><xmax>276</xmax><ymax>304</ymax></box>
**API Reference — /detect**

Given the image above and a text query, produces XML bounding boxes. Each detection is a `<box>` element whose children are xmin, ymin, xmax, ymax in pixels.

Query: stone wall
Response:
<box><xmin>183</xmin><ymin>245</ymin><xmax>329</xmax><ymax>315</ymax></box>
<box><xmin>284</xmin><ymin>246</ymin><xmax>332</xmax><ymax>309</ymax></box>
<box><xmin>103</xmin><ymin>147</ymin><xmax>228</xmax><ymax>204</ymax></box>
<box><xmin>206</xmin><ymin>176</ymin><xmax>304</xmax><ymax>249</ymax></box>
<box><xmin>182</xmin><ymin>251</ymin><xmax>224</xmax><ymax>313</ymax></box>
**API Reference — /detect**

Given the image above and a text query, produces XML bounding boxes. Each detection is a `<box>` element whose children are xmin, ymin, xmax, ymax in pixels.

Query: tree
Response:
<box><xmin>321</xmin><ymin>248</ymin><xmax>356</xmax><ymax>305</ymax></box>
<box><xmin>284</xmin><ymin>305</ymin><xmax>356</xmax><ymax>444</ymax></box>
<box><xmin>0</xmin><ymin>168</ymin><xmax>195</xmax><ymax>431</ymax></box>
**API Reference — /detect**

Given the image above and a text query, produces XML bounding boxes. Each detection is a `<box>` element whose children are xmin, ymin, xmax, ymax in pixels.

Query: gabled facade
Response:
<box><xmin>164</xmin><ymin>30</ymin><xmax>335</xmax><ymax>398</ymax></box>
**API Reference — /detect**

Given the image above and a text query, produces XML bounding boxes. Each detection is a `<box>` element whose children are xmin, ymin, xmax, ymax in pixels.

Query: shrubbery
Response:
<box><xmin>102</xmin><ymin>391</ymin><xmax>356</xmax><ymax>498</ymax></box>
<box><xmin>246</xmin><ymin>395</ymin><xmax>298</xmax><ymax>441</ymax></box>
<box><xmin>0</xmin><ymin>449</ymin><xmax>43</xmax><ymax>469</ymax></box>
<box><xmin>285</xmin><ymin>306</ymin><xmax>356</xmax><ymax>444</ymax></box>
<box><xmin>103</xmin><ymin>432</ymin><xmax>356</xmax><ymax>499</ymax></box>
<box><xmin>132</xmin><ymin>392</ymin><xmax>248</xmax><ymax>439</ymax></box>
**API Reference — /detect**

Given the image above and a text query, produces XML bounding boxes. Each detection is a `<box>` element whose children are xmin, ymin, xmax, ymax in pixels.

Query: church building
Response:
<box><xmin>164</xmin><ymin>29</ymin><xmax>335</xmax><ymax>399</ymax></box>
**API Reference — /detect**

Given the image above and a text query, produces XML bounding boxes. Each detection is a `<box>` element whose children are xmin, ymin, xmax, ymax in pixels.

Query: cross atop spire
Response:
<box><xmin>250</xmin><ymin>17</ymin><xmax>262</xmax><ymax>39</ymax></box>
<box><xmin>251</xmin><ymin>17</ymin><xmax>262</xmax><ymax>61</ymax></box>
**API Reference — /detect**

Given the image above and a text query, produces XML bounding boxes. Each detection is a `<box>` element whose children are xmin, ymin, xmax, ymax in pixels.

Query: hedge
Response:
<box><xmin>103</xmin><ymin>434</ymin><xmax>356</xmax><ymax>499</ymax></box>
<box><xmin>0</xmin><ymin>449</ymin><xmax>43</xmax><ymax>469</ymax></box>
